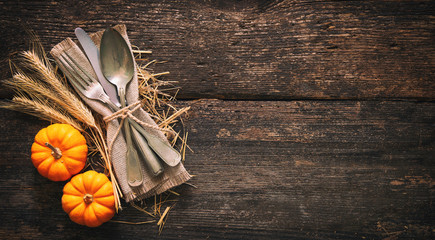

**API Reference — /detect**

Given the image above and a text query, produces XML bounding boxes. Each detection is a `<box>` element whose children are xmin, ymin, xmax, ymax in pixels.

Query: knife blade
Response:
<box><xmin>75</xmin><ymin>27</ymin><xmax>121</xmax><ymax>107</ymax></box>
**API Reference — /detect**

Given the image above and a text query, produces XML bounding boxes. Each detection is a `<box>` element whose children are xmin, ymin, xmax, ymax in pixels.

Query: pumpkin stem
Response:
<box><xmin>45</xmin><ymin>142</ymin><xmax>62</xmax><ymax>159</ymax></box>
<box><xmin>83</xmin><ymin>194</ymin><xmax>94</xmax><ymax>204</ymax></box>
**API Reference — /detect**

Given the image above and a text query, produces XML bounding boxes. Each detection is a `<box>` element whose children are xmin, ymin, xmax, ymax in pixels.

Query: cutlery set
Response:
<box><xmin>55</xmin><ymin>27</ymin><xmax>181</xmax><ymax>187</ymax></box>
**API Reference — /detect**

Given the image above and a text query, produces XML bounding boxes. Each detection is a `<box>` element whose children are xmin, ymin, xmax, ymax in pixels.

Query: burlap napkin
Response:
<box><xmin>50</xmin><ymin>25</ymin><xmax>191</xmax><ymax>202</ymax></box>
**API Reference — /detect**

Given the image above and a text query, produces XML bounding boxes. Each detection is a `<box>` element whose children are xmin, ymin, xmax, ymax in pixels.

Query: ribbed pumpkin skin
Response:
<box><xmin>62</xmin><ymin>170</ymin><xmax>115</xmax><ymax>227</ymax></box>
<box><xmin>31</xmin><ymin>124</ymin><xmax>87</xmax><ymax>181</ymax></box>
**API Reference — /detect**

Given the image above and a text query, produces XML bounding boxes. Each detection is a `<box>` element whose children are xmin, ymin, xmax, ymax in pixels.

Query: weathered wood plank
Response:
<box><xmin>0</xmin><ymin>99</ymin><xmax>433</xmax><ymax>239</ymax></box>
<box><xmin>1</xmin><ymin>0</ymin><xmax>434</xmax><ymax>100</ymax></box>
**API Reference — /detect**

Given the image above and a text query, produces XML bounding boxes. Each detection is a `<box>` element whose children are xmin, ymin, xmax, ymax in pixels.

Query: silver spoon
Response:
<box><xmin>100</xmin><ymin>28</ymin><xmax>163</xmax><ymax>186</ymax></box>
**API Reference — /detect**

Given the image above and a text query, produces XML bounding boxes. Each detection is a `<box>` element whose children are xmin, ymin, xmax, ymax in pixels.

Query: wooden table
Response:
<box><xmin>1</xmin><ymin>1</ymin><xmax>433</xmax><ymax>239</ymax></box>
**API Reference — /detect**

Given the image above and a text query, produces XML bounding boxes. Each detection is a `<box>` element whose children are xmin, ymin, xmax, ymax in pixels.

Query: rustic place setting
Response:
<box><xmin>2</xmin><ymin>24</ymin><xmax>192</xmax><ymax>231</ymax></box>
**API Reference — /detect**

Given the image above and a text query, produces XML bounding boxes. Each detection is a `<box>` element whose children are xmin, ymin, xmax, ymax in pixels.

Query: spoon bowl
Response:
<box><xmin>100</xmin><ymin>28</ymin><xmax>135</xmax><ymax>94</ymax></box>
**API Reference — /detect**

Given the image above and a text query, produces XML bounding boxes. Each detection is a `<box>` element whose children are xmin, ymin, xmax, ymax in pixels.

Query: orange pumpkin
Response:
<box><xmin>62</xmin><ymin>170</ymin><xmax>116</xmax><ymax>227</ymax></box>
<box><xmin>31</xmin><ymin>123</ymin><xmax>87</xmax><ymax>181</ymax></box>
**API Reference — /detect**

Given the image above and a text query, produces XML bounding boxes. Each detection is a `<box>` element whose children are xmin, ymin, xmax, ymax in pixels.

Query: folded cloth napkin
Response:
<box><xmin>50</xmin><ymin>24</ymin><xmax>191</xmax><ymax>202</ymax></box>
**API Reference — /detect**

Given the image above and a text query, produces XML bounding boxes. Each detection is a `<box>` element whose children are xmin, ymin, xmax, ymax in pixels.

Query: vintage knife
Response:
<box><xmin>75</xmin><ymin>27</ymin><xmax>121</xmax><ymax>107</ymax></box>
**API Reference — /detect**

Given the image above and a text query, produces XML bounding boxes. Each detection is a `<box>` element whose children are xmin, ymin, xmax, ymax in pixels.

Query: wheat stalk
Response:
<box><xmin>5</xmin><ymin>72</ymin><xmax>80</xmax><ymax>120</ymax></box>
<box><xmin>20</xmin><ymin>51</ymin><xmax>96</xmax><ymax>127</ymax></box>
<box><xmin>1</xmin><ymin>96</ymin><xmax>83</xmax><ymax>131</ymax></box>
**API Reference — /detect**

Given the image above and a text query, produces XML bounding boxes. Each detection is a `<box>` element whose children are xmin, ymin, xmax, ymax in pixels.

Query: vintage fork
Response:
<box><xmin>56</xmin><ymin>51</ymin><xmax>164</xmax><ymax>180</ymax></box>
<box><xmin>57</xmin><ymin>53</ymin><xmax>118</xmax><ymax>110</ymax></box>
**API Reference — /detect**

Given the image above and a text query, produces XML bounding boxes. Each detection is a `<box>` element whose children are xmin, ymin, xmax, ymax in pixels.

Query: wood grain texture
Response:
<box><xmin>0</xmin><ymin>99</ymin><xmax>433</xmax><ymax>239</ymax></box>
<box><xmin>0</xmin><ymin>0</ymin><xmax>434</xmax><ymax>100</ymax></box>
<box><xmin>0</xmin><ymin>0</ymin><xmax>433</xmax><ymax>239</ymax></box>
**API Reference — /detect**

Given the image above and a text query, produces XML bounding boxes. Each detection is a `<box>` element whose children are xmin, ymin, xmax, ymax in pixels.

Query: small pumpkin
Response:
<box><xmin>31</xmin><ymin>123</ymin><xmax>87</xmax><ymax>181</ymax></box>
<box><xmin>62</xmin><ymin>170</ymin><xmax>115</xmax><ymax>227</ymax></box>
